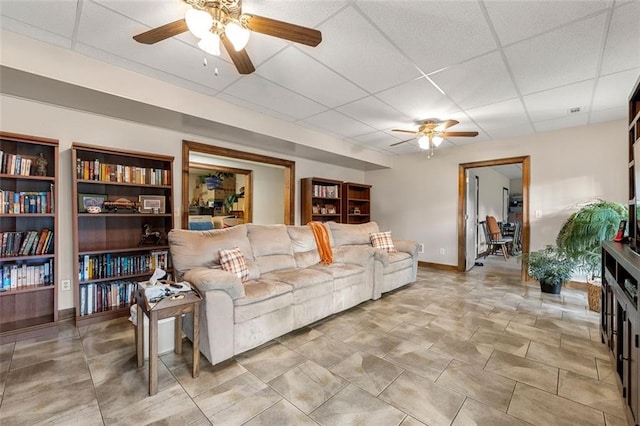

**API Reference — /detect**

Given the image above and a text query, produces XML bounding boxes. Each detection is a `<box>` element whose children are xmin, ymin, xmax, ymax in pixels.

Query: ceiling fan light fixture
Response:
<box><xmin>432</xmin><ymin>135</ymin><xmax>443</xmax><ymax>147</ymax></box>
<box><xmin>198</xmin><ymin>32</ymin><xmax>221</xmax><ymax>56</ymax></box>
<box><xmin>185</xmin><ymin>8</ymin><xmax>213</xmax><ymax>39</ymax></box>
<box><xmin>418</xmin><ymin>135</ymin><xmax>430</xmax><ymax>150</ymax></box>
<box><xmin>225</xmin><ymin>20</ymin><xmax>250</xmax><ymax>51</ymax></box>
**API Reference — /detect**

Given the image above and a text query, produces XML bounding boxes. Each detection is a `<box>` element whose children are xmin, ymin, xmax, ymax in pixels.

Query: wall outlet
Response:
<box><xmin>418</xmin><ymin>243</ymin><xmax>425</xmax><ymax>254</ymax></box>
<box><xmin>61</xmin><ymin>279</ymin><xmax>71</xmax><ymax>291</ymax></box>
<box><xmin>439</xmin><ymin>248</ymin><xmax>445</xmax><ymax>255</ymax></box>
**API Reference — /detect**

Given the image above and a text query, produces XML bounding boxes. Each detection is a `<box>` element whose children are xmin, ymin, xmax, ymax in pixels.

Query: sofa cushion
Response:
<box><xmin>311</xmin><ymin>262</ymin><xmax>364</xmax><ymax>280</ymax></box>
<box><xmin>370</xmin><ymin>231</ymin><xmax>398</xmax><ymax>253</ymax></box>
<box><xmin>384</xmin><ymin>251</ymin><xmax>413</xmax><ymax>274</ymax></box>
<box><xmin>287</xmin><ymin>226</ymin><xmax>321</xmax><ymax>268</ymax></box>
<box><xmin>326</xmin><ymin>221</ymin><xmax>379</xmax><ymax>247</ymax></box>
<box><xmin>234</xmin><ymin>279</ymin><xmax>292</xmax><ymax>306</ymax></box>
<box><xmin>263</xmin><ymin>268</ymin><xmax>332</xmax><ymax>290</ymax></box>
<box><xmin>219</xmin><ymin>247</ymin><xmax>249</xmax><ymax>282</ymax></box>
<box><xmin>247</xmin><ymin>224</ymin><xmax>297</xmax><ymax>274</ymax></box>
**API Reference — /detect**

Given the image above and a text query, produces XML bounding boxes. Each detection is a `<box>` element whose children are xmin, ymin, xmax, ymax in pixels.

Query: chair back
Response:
<box><xmin>486</xmin><ymin>216</ymin><xmax>503</xmax><ymax>240</ymax></box>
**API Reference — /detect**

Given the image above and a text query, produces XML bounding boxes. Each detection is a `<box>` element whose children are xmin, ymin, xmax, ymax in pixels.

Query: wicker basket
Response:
<box><xmin>587</xmin><ymin>281</ymin><xmax>601</xmax><ymax>312</ymax></box>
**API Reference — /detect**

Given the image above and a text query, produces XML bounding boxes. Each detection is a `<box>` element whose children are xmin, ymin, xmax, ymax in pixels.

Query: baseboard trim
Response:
<box><xmin>418</xmin><ymin>261</ymin><xmax>458</xmax><ymax>272</ymax></box>
<box><xmin>58</xmin><ymin>308</ymin><xmax>75</xmax><ymax>321</ymax></box>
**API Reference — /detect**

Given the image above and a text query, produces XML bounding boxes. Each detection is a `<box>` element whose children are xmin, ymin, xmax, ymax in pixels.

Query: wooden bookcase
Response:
<box><xmin>72</xmin><ymin>143</ymin><xmax>174</xmax><ymax>327</ymax></box>
<box><xmin>342</xmin><ymin>182</ymin><xmax>371</xmax><ymax>224</ymax></box>
<box><xmin>0</xmin><ymin>132</ymin><xmax>59</xmax><ymax>343</ymax></box>
<box><xmin>300</xmin><ymin>177</ymin><xmax>343</xmax><ymax>224</ymax></box>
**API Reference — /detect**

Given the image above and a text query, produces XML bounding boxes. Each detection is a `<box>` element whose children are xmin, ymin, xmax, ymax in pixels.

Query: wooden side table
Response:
<box><xmin>135</xmin><ymin>286</ymin><xmax>202</xmax><ymax>396</ymax></box>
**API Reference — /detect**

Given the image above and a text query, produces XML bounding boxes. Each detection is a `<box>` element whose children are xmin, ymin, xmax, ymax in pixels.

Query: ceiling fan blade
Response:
<box><xmin>440</xmin><ymin>131</ymin><xmax>479</xmax><ymax>137</ymax></box>
<box><xmin>436</xmin><ymin>120</ymin><xmax>459</xmax><ymax>131</ymax></box>
<box><xmin>221</xmin><ymin>35</ymin><xmax>256</xmax><ymax>74</ymax></box>
<box><xmin>391</xmin><ymin>129</ymin><xmax>417</xmax><ymax>134</ymax></box>
<box><xmin>133</xmin><ymin>19</ymin><xmax>188</xmax><ymax>44</ymax></box>
<box><xmin>390</xmin><ymin>138</ymin><xmax>414</xmax><ymax>147</ymax></box>
<box><xmin>244</xmin><ymin>15</ymin><xmax>322</xmax><ymax>47</ymax></box>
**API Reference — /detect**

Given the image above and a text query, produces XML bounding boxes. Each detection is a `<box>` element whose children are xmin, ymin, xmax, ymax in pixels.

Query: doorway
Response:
<box><xmin>457</xmin><ymin>156</ymin><xmax>530</xmax><ymax>281</ymax></box>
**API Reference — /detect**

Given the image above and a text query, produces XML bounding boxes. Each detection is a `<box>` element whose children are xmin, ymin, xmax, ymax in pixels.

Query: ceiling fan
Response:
<box><xmin>133</xmin><ymin>0</ymin><xmax>322</xmax><ymax>75</ymax></box>
<box><xmin>390</xmin><ymin>119</ymin><xmax>479</xmax><ymax>158</ymax></box>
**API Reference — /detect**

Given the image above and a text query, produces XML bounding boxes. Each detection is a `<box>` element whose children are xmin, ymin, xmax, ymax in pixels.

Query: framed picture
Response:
<box><xmin>78</xmin><ymin>193</ymin><xmax>106</xmax><ymax>213</ymax></box>
<box><xmin>326</xmin><ymin>205</ymin><xmax>336</xmax><ymax>214</ymax></box>
<box><xmin>138</xmin><ymin>195</ymin><xmax>166</xmax><ymax>214</ymax></box>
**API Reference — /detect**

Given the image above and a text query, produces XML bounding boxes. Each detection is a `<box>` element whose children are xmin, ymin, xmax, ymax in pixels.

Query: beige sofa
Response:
<box><xmin>168</xmin><ymin>222</ymin><xmax>418</xmax><ymax>365</ymax></box>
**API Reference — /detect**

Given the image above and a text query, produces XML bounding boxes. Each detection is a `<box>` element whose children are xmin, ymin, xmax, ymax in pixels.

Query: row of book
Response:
<box><xmin>1</xmin><ymin>259</ymin><xmax>54</xmax><ymax>289</ymax></box>
<box><xmin>76</xmin><ymin>159</ymin><xmax>170</xmax><ymax>186</ymax></box>
<box><xmin>0</xmin><ymin>190</ymin><xmax>53</xmax><ymax>214</ymax></box>
<box><xmin>0</xmin><ymin>151</ymin><xmax>35</xmax><ymax>176</ymax></box>
<box><xmin>0</xmin><ymin>229</ymin><xmax>53</xmax><ymax>258</ymax></box>
<box><xmin>78</xmin><ymin>281</ymin><xmax>137</xmax><ymax>316</ymax></box>
<box><xmin>312</xmin><ymin>184</ymin><xmax>339</xmax><ymax>198</ymax></box>
<box><xmin>78</xmin><ymin>250</ymin><xmax>170</xmax><ymax>282</ymax></box>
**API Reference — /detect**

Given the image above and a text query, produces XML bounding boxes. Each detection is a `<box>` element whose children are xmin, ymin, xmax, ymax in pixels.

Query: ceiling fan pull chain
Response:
<box><xmin>203</xmin><ymin>57</ymin><xmax>208</xmax><ymax>67</ymax></box>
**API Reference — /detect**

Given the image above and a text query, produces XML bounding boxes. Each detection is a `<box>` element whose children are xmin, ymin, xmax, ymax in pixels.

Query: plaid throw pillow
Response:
<box><xmin>219</xmin><ymin>247</ymin><xmax>249</xmax><ymax>282</ymax></box>
<box><xmin>370</xmin><ymin>231</ymin><xmax>397</xmax><ymax>253</ymax></box>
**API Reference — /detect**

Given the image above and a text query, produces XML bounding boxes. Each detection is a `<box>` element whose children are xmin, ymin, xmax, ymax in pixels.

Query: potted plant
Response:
<box><xmin>524</xmin><ymin>245</ymin><xmax>577</xmax><ymax>294</ymax></box>
<box><xmin>556</xmin><ymin>199</ymin><xmax>627</xmax><ymax>280</ymax></box>
<box><xmin>201</xmin><ymin>172</ymin><xmax>234</xmax><ymax>190</ymax></box>
<box><xmin>224</xmin><ymin>193</ymin><xmax>238</xmax><ymax>214</ymax></box>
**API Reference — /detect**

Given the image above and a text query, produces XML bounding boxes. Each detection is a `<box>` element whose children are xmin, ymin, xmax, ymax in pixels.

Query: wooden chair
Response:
<box><xmin>483</xmin><ymin>215</ymin><xmax>513</xmax><ymax>261</ymax></box>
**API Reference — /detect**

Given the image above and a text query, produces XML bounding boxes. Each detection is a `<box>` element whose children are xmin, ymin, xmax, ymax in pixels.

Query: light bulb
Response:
<box><xmin>185</xmin><ymin>8</ymin><xmax>213</xmax><ymax>39</ymax></box>
<box><xmin>198</xmin><ymin>33</ymin><xmax>221</xmax><ymax>56</ymax></box>
<box><xmin>418</xmin><ymin>135</ymin><xmax>429</xmax><ymax>150</ymax></box>
<box><xmin>225</xmin><ymin>21</ymin><xmax>250</xmax><ymax>51</ymax></box>
<box><xmin>432</xmin><ymin>136</ymin><xmax>443</xmax><ymax>147</ymax></box>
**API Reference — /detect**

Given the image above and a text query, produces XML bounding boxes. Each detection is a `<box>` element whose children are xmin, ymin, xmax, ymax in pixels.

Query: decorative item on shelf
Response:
<box><xmin>201</xmin><ymin>172</ymin><xmax>234</xmax><ymax>190</ymax></box>
<box><xmin>522</xmin><ymin>245</ymin><xmax>577</xmax><ymax>294</ymax></box>
<box><xmin>86</xmin><ymin>206</ymin><xmax>102</xmax><ymax>214</ymax></box>
<box><xmin>312</xmin><ymin>204</ymin><xmax>320</xmax><ymax>214</ymax></box>
<box><xmin>326</xmin><ymin>186</ymin><xmax>337</xmax><ymax>198</ymax></box>
<box><xmin>139</xmin><ymin>224</ymin><xmax>166</xmax><ymax>246</ymax></box>
<box><xmin>321</xmin><ymin>207</ymin><xmax>327</xmax><ymax>214</ymax></box>
<box><xmin>138</xmin><ymin>195</ymin><xmax>166</xmax><ymax>214</ymax></box>
<box><xmin>78</xmin><ymin>193</ymin><xmax>107</xmax><ymax>213</ymax></box>
<box><xmin>326</xmin><ymin>205</ymin><xmax>336</xmax><ymax>214</ymax></box>
<box><xmin>103</xmin><ymin>198</ymin><xmax>140</xmax><ymax>213</ymax></box>
<box><xmin>353</xmin><ymin>207</ymin><xmax>361</xmax><ymax>215</ymax></box>
<box><xmin>34</xmin><ymin>152</ymin><xmax>48</xmax><ymax>176</ymax></box>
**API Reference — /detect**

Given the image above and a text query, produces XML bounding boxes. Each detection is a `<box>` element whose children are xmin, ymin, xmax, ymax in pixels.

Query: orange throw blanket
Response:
<box><xmin>308</xmin><ymin>221</ymin><xmax>333</xmax><ymax>265</ymax></box>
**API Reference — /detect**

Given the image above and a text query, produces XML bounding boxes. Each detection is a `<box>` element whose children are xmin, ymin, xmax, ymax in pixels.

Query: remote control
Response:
<box><xmin>169</xmin><ymin>283</ymin><xmax>182</xmax><ymax>289</ymax></box>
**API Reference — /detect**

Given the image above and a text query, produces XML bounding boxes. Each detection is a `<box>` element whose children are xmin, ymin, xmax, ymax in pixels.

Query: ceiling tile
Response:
<box><xmin>523</xmin><ymin>80</ymin><xmax>594</xmax><ymax>122</ymax></box>
<box><xmin>430</xmin><ymin>51</ymin><xmax>518</xmax><ymax>109</ymax></box>
<box><xmin>223</xmin><ymin>75</ymin><xmax>327</xmax><ymax>120</ymax></box>
<box><xmin>600</xmin><ymin>1</ymin><xmax>640</xmax><ymax>75</ymax></box>
<box><xmin>375</xmin><ymin>77</ymin><xmax>459</xmax><ymax>121</ymax></box>
<box><xmin>465</xmin><ymin>98</ymin><xmax>530</xmax><ymax>131</ymax></box>
<box><xmin>487</xmin><ymin>123</ymin><xmax>535</xmax><ymax>140</ymax></box>
<box><xmin>215</xmin><ymin>93</ymin><xmax>298</xmax><ymax>122</ymax></box>
<box><xmin>301</xmin><ymin>110</ymin><xmax>377</xmax><ymax>138</ymax></box>
<box><xmin>356</xmin><ymin>0</ymin><xmax>496</xmax><ymax>74</ymax></box>
<box><xmin>0</xmin><ymin>15</ymin><xmax>73</xmax><ymax>49</ymax></box>
<box><xmin>256</xmin><ymin>46</ymin><xmax>367</xmax><ymax>108</ymax></box>
<box><xmin>351</xmin><ymin>131</ymin><xmax>404</xmax><ymax>149</ymax></box>
<box><xmin>0</xmin><ymin>0</ymin><xmax>78</xmax><ymax>39</ymax></box>
<box><xmin>241</xmin><ymin>0</ymin><xmax>345</xmax><ymax>28</ymax></box>
<box><xmin>310</xmin><ymin>6</ymin><xmax>421</xmax><ymax>93</ymax></box>
<box><xmin>504</xmin><ymin>13</ymin><xmax>606</xmax><ymax>95</ymax></box>
<box><xmin>484</xmin><ymin>0</ymin><xmax>610</xmax><ymax>46</ymax></box>
<box><xmin>590</xmin><ymin>106</ymin><xmax>628</xmax><ymax>124</ymax></box>
<box><xmin>337</xmin><ymin>96</ymin><xmax>410</xmax><ymax>131</ymax></box>
<box><xmin>592</xmin><ymin>68</ymin><xmax>640</xmax><ymax>112</ymax></box>
<box><xmin>533</xmin><ymin>113</ymin><xmax>589</xmax><ymax>132</ymax></box>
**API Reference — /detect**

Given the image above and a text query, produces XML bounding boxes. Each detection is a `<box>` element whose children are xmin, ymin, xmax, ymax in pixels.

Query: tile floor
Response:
<box><xmin>0</xmin><ymin>264</ymin><xmax>629</xmax><ymax>425</ymax></box>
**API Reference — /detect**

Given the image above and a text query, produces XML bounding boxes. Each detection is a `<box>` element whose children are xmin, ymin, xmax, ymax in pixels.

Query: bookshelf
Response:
<box><xmin>72</xmin><ymin>143</ymin><xmax>174</xmax><ymax>326</ymax></box>
<box><xmin>342</xmin><ymin>182</ymin><xmax>371</xmax><ymax>224</ymax></box>
<box><xmin>300</xmin><ymin>177</ymin><xmax>343</xmax><ymax>224</ymax></box>
<box><xmin>0</xmin><ymin>132</ymin><xmax>59</xmax><ymax>343</ymax></box>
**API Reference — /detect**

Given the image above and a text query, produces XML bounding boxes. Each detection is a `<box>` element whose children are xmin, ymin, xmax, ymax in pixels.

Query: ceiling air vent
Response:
<box><xmin>567</xmin><ymin>106</ymin><xmax>581</xmax><ymax>115</ymax></box>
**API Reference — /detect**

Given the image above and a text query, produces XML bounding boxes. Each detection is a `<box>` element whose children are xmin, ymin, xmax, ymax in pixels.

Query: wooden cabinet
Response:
<box><xmin>300</xmin><ymin>177</ymin><xmax>342</xmax><ymax>224</ymax></box>
<box><xmin>342</xmin><ymin>182</ymin><xmax>371</xmax><ymax>224</ymax></box>
<box><xmin>0</xmin><ymin>132</ymin><xmax>59</xmax><ymax>343</ymax></box>
<box><xmin>72</xmin><ymin>143</ymin><xmax>174</xmax><ymax>326</ymax></box>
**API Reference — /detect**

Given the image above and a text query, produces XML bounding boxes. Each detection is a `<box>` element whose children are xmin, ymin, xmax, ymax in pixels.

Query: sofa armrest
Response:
<box><xmin>183</xmin><ymin>267</ymin><xmax>245</xmax><ymax>300</ymax></box>
<box><xmin>333</xmin><ymin>245</ymin><xmax>375</xmax><ymax>266</ymax></box>
<box><xmin>394</xmin><ymin>240</ymin><xmax>420</xmax><ymax>257</ymax></box>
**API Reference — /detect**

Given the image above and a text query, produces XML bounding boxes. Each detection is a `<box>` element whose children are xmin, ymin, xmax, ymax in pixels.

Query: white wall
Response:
<box><xmin>510</xmin><ymin>178</ymin><xmax>523</xmax><ymax>194</ymax></box>
<box><xmin>473</xmin><ymin>167</ymin><xmax>510</xmax><ymax>222</ymax></box>
<box><xmin>365</xmin><ymin>120</ymin><xmax>628</xmax><ymax>266</ymax></box>
<box><xmin>0</xmin><ymin>94</ymin><xmax>364</xmax><ymax>310</ymax></box>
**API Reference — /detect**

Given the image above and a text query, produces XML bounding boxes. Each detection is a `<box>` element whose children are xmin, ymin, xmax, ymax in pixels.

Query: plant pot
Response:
<box><xmin>540</xmin><ymin>279</ymin><xmax>562</xmax><ymax>294</ymax></box>
<box><xmin>204</xmin><ymin>177</ymin><xmax>222</xmax><ymax>190</ymax></box>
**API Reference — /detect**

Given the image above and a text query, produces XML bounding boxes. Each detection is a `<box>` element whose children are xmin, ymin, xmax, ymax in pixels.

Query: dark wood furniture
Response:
<box><xmin>342</xmin><ymin>182</ymin><xmax>371</xmax><ymax>224</ymax></box>
<box><xmin>135</xmin><ymin>287</ymin><xmax>201</xmax><ymax>396</ymax></box>
<box><xmin>602</xmin><ymin>242</ymin><xmax>640</xmax><ymax>425</ymax></box>
<box><xmin>71</xmin><ymin>143</ymin><xmax>174</xmax><ymax>326</ymax></box>
<box><xmin>300</xmin><ymin>177</ymin><xmax>343</xmax><ymax>224</ymax></box>
<box><xmin>0</xmin><ymin>132</ymin><xmax>59</xmax><ymax>344</ymax></box>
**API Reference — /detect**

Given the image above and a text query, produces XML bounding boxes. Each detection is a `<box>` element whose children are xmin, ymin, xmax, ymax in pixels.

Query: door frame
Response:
<box><xmin>457</xmin><ymin>155</ymin><xmax>530</xmax><ymax>281</ymax></box>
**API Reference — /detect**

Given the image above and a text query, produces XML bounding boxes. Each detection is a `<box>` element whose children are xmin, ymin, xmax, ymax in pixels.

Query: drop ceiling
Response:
<box><xmin>1</xmin><ymin>0</ymin><xmax>639</xmax><ymax>156</ymax></box>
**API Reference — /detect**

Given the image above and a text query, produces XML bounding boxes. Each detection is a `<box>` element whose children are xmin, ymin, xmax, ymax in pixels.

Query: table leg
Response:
<box><xmin>136</xmin><ymin>304</ymin><xmax>143</xmax><ymax>368</ymax></box>
<box><xmin>149</xmin><ymin>311</ymin><xmax>158</xmax><ymax>396</ymax></box>
<box><xmin>175</xmin><ymin>314</ymin><xmax>183</xmax><ymax>354</ymax></box>
<box><xmin>193</xmin><ymin>302</ymin><xmax>200</xmax><ymax>378</ymax></box>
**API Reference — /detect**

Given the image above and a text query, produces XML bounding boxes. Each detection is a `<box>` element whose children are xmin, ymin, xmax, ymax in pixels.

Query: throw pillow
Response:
<box><xmin>370</xmin><ymin>231</ymin><xmax>397</xmax><ymax>253</ymax></box>
<box><xmin>219</xmin><ymin>247</ymin><xmax>249</xmax><ymax>282</ymax></box>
